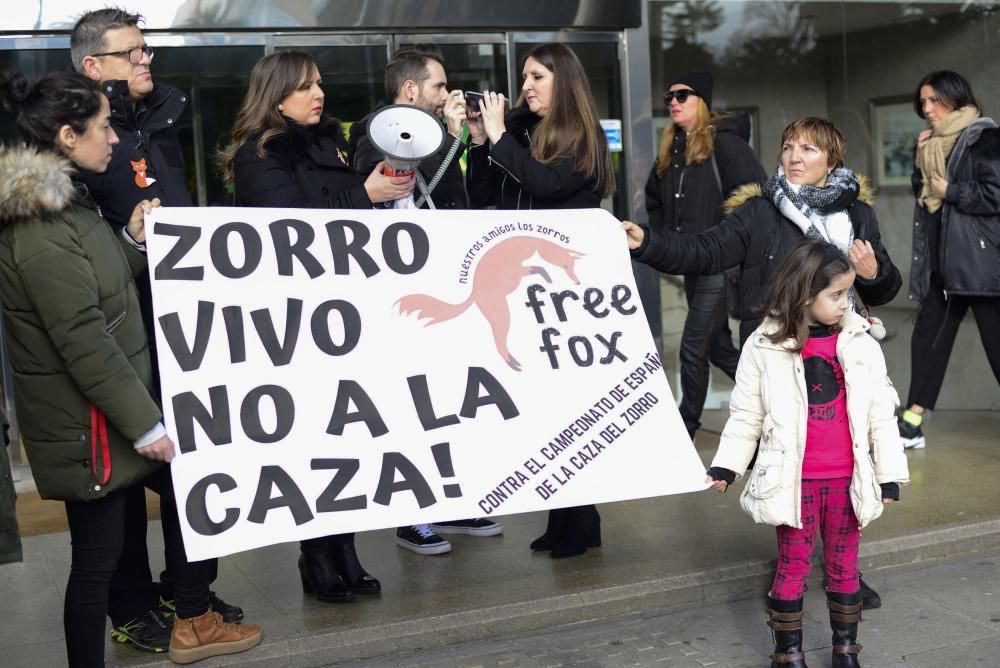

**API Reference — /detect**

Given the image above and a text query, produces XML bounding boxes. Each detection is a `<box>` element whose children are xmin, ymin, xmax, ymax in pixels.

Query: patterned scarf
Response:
<box><xmin>765</xmin><ymin>164</ymin><xmax>860</xmax><ymax>309</ymax></box>
<box><xmin>764</xmin><ymin>164</ymin><xmax>859</xmax><ymax>254</ymax></box>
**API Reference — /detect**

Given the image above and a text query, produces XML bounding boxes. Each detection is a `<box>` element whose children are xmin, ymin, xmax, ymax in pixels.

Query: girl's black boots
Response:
<box><xmin>766</xmin><ymin>595</ymin><xmax>808</xmax><ymax>667</ymax></box>
<box><xmin>827</xmin><ymin>590</ymin><xmax>863</xmax><ymax>667</ymax></box>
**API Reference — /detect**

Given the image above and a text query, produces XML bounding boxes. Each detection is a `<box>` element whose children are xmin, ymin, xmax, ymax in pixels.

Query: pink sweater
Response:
<box><xmin>801</xmin><ymin>328</ymin><xmax>854</xmax><ymax>479</ymax></box>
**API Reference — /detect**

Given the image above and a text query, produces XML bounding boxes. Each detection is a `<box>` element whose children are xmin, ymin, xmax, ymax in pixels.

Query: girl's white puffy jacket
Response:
<box><xmin>711</xmin><ymin>311</ymin><xmax>910</xmax><ymax>529</ymax></box>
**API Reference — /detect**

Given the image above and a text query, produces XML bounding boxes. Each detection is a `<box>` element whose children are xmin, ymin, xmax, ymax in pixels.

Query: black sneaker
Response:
<box><xmin>898</xmin><ymin>417</ymin><xmax>926</xmax><ymax>449</ymax></box>
<box><xmin>160</xmin><ymin>591</ymin><xmax>244</xmax><ymax>624</ymax></box>
<box><xmin>396</xmin><ymin>525</ymin><xmax>451</xmax><ymax>555</ymax></box>
<box><xmin>430</xmin><ymin>518</ymin><xmax>504</xmax><ymax>536</ymax></box>
<box><xmin>209</xmin><ymin>591</ymin><xmax>244</xmax><ymax>623</ymax></box>
<box><xmin>110</xmin><ymin>609</ymin><xmax>171</xmax><ymax>652</ymax></box>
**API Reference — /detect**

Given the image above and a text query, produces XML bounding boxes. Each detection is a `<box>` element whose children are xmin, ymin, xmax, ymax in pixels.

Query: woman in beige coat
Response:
<box><xmin>705</xmin><ymin>240</ymin><xmax>908</xmax><ymax>668</ymax></box>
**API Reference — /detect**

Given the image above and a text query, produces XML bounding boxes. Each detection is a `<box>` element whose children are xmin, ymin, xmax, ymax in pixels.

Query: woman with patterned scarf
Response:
<box><xmin>896</xmin><ymin>71</ymin><xmax>1000</xmax><ymax>451</ymax></box>
<box><xmin>625</xmin><ymin>116</ymin><xmax>901</xmax><ymax>350</ymax></box>
<box><xmin>622</xmin><ymin>117</ymin><xmax>901</xmax><ymax>617</ymax></box>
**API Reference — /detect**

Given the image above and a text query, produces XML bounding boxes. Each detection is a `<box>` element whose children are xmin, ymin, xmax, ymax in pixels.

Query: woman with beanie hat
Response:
<box><xmin>644</xmin><ymin>70</ymin><xmax>766</xmax><ymax>441</ymax></box>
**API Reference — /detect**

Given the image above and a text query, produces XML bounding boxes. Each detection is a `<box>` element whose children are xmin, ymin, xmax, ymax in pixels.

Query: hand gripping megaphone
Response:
<box><xmin>367</xmin><ymin>104</ymin><xmax>445</xmax><ymax>209</ymax></box>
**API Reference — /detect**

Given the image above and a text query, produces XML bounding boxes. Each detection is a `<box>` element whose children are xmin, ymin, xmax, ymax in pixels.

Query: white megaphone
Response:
<box><xmin>367</xmin><ymin>104</ymin><xmax>445</xmax><ymax>209</ymax></box>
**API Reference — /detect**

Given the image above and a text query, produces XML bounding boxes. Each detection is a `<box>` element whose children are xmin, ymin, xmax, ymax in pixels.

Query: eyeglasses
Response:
<box><xmin>663</xmin><ymin>89</ymin><xmax>698</xmax><ymax>104</ymax></box>
<box><xmin>91</xmin><ymin>45</ymin><xmax>155</xmax><ymax>65</ymax></box>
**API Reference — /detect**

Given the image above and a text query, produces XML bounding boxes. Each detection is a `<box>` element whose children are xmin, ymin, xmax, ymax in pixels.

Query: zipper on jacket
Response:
<box><xmin>488</xmin><ymin>154</ymin><xmax>521</xmax><ymax>183</ymax></box>
<box><xmin>106</xmin><ymin>311</ymin><xmax>127</xmax><ymax>333</ymax></box>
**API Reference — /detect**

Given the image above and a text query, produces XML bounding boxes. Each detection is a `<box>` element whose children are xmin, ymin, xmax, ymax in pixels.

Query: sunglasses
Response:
<box><xmin>663</xmin><ymin>89</ymin><xmax>698</xmax><ymax>104</ymax></box>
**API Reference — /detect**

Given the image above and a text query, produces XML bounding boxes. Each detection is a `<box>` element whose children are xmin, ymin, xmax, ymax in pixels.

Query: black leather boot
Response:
<box><xmin>550</xmin><ymin>505</ymin><xmax>601</xmax><ymax>559</ymax></box>
<box><xmin>821</xmin><ymin>573</ymin><xmax>880</xmax><ymax>610</ymax></box>
<box><xmin>529</xmin><ymin>508</ymin><xmax>571</xmax><ymax>551</ymax></box>
<box><xmin>329</xmin><ymin>540</ymin><xmax>381</xmax><ymax>595</ymax></box>
<box><xmin>766</xmin><ymin>595</ymin><xmax>808</xmax><ymax>667</ymax></box>
<box><xmin>298</xmin><ymin>550</ymin><xmax>354</xmax><ymax>603</ymax></box>
<box><xmin>858</xmin><ymin>575</ymin><xmax>881</xmax><ymax>609</ymax></box>
<box><xmin>827</xmin><ymin>590</ymin><xmax>862</xmax><ymax>667</ymax></box>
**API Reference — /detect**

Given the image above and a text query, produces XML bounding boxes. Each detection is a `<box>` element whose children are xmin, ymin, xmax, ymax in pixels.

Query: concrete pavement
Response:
<box><xmin>1</xmin><ymin>409</ymin><xmax>998</xmax><ymax>667</ymax></box>
<box><xmin>344</xmin><ymin>547</ymin><xmax>1000</xmax><ymax>667</ymax></box>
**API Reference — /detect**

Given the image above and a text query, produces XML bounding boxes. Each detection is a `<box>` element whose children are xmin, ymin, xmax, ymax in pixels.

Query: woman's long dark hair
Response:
<box><xmin>759</xmin><ymin>239</ymin><xmax>854</xmax><ymax>351</ymax></box>
<box><xmin>218</xmin><ymin>51</ymin><xmax>317</xmax><ymax>185</ymax></box>
<box><xmin>0</xmin><ymin>70</ymin><xmax>103</xmax><ymax>150</ymax></box>
<box><xmin>516</xmin><ymin>43</ymin><xmax>615</xmax><ymax>198</ymax></box>
<box><xmin>913</xmin><ymin>70</ymin><xmax>981</xmax><ymax>118</ymax></box>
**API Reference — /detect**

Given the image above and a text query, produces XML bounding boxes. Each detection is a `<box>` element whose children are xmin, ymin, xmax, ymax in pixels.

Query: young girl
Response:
<box><xmin>705</xmin><ymin>239</ymin><xmax>909</xmax><ymax>668</ymax></box>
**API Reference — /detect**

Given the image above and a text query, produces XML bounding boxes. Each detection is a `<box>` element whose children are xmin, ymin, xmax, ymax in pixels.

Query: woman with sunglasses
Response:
<box><xmin>0</xmin><ymin>70</ymin><xmax>262</xmax><ymax>667</ymax></box>
<box><xmin>646</xmin><ymin>71</ymin><xmax>766</xmax><ymax>443</ymax></box>
<box><xmin>466</xmin><ymin>43</ymin><xmax>615</xmax><ymax>559</ymax></box>
<box><xmin>218</xmin><ymin>51</ymin><xmax>412</xmax><ymax>604</ymax></box>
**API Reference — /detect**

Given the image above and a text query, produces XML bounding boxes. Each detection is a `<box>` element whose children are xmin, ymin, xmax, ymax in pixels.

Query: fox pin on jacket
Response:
<box><xmin>0</xmin><ymin>147</ymin><xmax>162</xmax><ymax>502</ymax></box>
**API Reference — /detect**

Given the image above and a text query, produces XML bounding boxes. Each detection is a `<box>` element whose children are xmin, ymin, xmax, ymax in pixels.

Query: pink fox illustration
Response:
<box><xmin>397</xmin><ymin>236</ymin><xmax>584</xmax><ymax>371</ymax></box>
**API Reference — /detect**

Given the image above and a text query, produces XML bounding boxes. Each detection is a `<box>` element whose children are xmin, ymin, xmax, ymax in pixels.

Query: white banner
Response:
<box><xmin>146</xmin><ymin>207</ymin><xmax>708</xmax><ymax>560</ymax></box>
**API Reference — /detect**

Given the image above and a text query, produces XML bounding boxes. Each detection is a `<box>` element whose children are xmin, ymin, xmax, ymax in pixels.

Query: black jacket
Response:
<box><xmin>632</xmin><ymin>182</ymin><xmax>902</xmax><ymax>344</ymax></box>
<box><xmin>644</xmin><ymin>113</ymin><xmax>766</xmax><ymax>236</ymax></box>
<box><xmin>466</xmin><ymin>107</ymin><xmax>607</xmax><ymax>210</ymax></box>
<box><xmin>77</xmin><ymin>81</ymin><xmax>193</xmax><ymax>223</ymax></box>
<box><xmin>910</xmin><ymin>121</ymin><xmax>1000</xmax><ymax>300</ymax></box>
<box><xmin>76</xmin><ymin>81</ymin><xmax>193</xmax><ymax>384</ymax></box>
<box><xmin>234</xmin><ymin>117</ymin><xmax>372</xmax><ymax>210</ymax></box>
<box><xmin>348</xmin><ymin>102</ymin><xmax>468</xmax><ymax>209</ymax></box>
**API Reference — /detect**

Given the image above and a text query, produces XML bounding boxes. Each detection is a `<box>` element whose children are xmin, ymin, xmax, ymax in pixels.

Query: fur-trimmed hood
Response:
<box><xmin>0</xmin><ymin>146</ymin><xmax>78</xmax><ymax>224</ymax></box>
<box><xmin>258</xmin><ymin>116</ymin><xmax>349</xmax><ymax>167</ymax></box>
<box><xmin>723</xmin><ymin>173</ymin><xmax>875</xmax><ymax>215</ymax></box>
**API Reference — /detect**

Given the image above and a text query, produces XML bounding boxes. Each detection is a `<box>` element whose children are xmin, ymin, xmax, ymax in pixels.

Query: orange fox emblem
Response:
<box><xmin>397</xmin><ymin>236</ymin><xmax>584</xmax><ymax>371</ymax></box>
<box><xmin>131</xmin><ymin>158</ymin><xmax>156</xmax><ymax>188</ymax></box>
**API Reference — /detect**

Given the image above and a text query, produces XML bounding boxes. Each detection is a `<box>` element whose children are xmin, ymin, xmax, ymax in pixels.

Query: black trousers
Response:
<box><xmin>64</xmin><ymin>466</ymin><xmax>212</xmax><ymax>668</ymax></box>
<box><xmin>108</xmin><ymin>309</ymin><xmax>219</xmax><ymax>623</ymax></box>
<box><xmin>907</xmin><ymin>274</ymin><xmax>1000</xmax><ymax>409</ymax></box>
<box><xmin>679</xmin><ymin>273</ymin><xmax>740</xmax><ymax>435</ymax></box>
<box><xmin>107</xmin><ymin>471</ymin><xmax>219</xmax><ymax>625</ymax></box>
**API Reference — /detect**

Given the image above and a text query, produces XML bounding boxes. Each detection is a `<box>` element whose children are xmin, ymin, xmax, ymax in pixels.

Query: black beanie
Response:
<box><xmin>669</xmin><ymin>71</ymin><xmax>713</xmax><ymax>109</ymax></box>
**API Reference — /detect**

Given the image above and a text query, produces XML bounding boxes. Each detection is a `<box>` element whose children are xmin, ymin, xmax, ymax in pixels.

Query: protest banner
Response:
<box><xmin>146</xmin><ymin>207</ymin><xmax>709</xmax><ymax>560</ymax></box>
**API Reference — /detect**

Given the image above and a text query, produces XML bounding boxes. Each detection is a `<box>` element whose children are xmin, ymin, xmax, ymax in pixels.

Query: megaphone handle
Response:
<box><xmin>414</xmin><ymin>172</ymin><xmax>436</xmax><ymax>210</ymax></box>
<box><xmin>413</xmin><ymin>136</ymin><xmax>461</xmax><ymax>208</ymax></box>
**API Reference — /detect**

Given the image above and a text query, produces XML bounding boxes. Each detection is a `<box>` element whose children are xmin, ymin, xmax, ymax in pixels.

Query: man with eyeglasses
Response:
<box><xmin>69</xmin><ymin>8</ymin><xmax>252</xmax><ymax>661</ymax></box>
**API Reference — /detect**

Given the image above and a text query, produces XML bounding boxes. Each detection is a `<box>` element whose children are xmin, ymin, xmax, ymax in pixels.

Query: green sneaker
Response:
<box><xmin>110</xmin><ymin>609</ymin><xmax>170</xmax><ymax>652</ymax></box>
<box><xmin>158</xmin><ymin>595</ymin><xmax>176</xmax><ymax>619</ymax></box>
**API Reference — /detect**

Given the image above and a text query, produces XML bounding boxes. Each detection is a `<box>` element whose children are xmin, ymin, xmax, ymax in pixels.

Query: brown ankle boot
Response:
<box><xmin>168</xmin><ymin>610</ymin><xmax>262</xmax><ymax>664</ymax></box>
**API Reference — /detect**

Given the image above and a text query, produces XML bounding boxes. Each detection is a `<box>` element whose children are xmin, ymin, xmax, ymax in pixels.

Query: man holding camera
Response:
<box><xmin>349</xmin><ymin>45</ymin><xmax>469</xmax><ymax>210</ymax></box>
<box><xmin>349</xmin><ymin>45</ymin><xmax>502</xmax><ymax>554</ymax></box>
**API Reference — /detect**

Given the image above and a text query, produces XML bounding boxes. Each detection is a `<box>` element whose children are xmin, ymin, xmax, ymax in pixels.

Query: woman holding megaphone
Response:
<box><xmin>466</xmin><ymin>43</ymin><xmax>615</xmax><ymax>558</ymax></box>
<box><xmin>218</xmin><ymin>51</ymin><xmax>404</xmax><ymax>604</ymax></box>
<box><xmin>219</xmin><ymin>51</ymin><xmax>415</xmax><ymax>209</ymax></box>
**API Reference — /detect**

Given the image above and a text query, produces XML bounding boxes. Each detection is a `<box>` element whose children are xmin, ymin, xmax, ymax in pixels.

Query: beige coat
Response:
<box><xmin>711</xmin><ymin>311</ymin><xmax>909</xmax><ymax>529</ymax></box>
